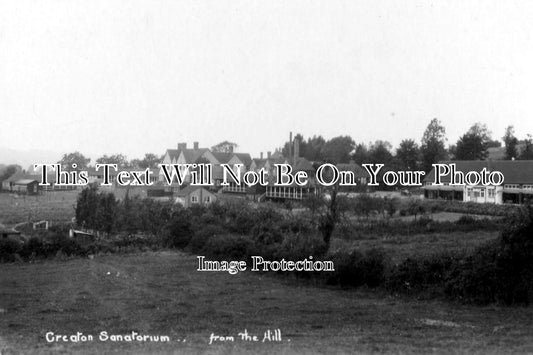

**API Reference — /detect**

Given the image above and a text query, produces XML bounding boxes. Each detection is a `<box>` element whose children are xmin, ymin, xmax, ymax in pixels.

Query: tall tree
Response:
<box><xmin>352</xmin><ymin>143</ymin><xmax>370</xmax><ymax>164</ymax></box>
<box><xmin>58</xmin><ymin>152</ymin><xmax>91</xmax><ymax>170</ymax></box>
<box><xmin>396</xmin><ymin>139</ymin><xmax>420</xmax><ymax>170</ymax></box>
<box><xmin>96</xmin><ymin>154</ymin><xmax>130</xmax><ymax>168</ymax></box>
<box><xmin>420</xmin><ymin>118</ymin><xmax>447</xmax><ymax>172</ymax></box>
<box><xmin>305</xmin><ymin>135</ymin><xmax>326</xmax><ymax>161</ymax></box>
<box><xmin>138</xmin><ymin>153</ymin><xmax>161</xmax><ymax>169</ymax></box>
<box><xmin>503</xmin><ymin>125</ymin><xmax>519</xmax><ymax>160</ymax></box>
<box><xmin>368</xmin><ymin>140</ymin><xmax>393</xmax><ymax>164</ymax></box>
<box><xmin>0</xmin><ymin>164</ymin><xmax>22</xmax><ymax>183</ymax></box>
<box><xmin>520</xmin><ymin>134</ymin><xmax>533</xmax><ymax>160</ymax></box>
<box><xmin>282</xmin><ymin>134</ymin><xmax>306</xmax><ymax>159</ymax></box>
<box><xmin>321</xmin><ymin>136</ymin><xmax>355</xmax><ymax>164</ymax></box>
<box><xmin>454</xmin><ymin>123</ymin><xmax>492</xmax><ymax>160</ymax></box>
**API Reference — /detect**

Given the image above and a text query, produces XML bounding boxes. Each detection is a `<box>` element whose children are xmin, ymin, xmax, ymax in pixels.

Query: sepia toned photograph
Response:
<box><xmin>1</xmin><ymin>1</ymin><xmax>533</xmax><ymax>354</ymax></box>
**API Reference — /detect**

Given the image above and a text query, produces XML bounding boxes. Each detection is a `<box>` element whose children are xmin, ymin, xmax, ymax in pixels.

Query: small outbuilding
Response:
<box><xmin>175</xmin><ymin>186</ymin><xmax>216</xmax><ymax>208</ymax></box>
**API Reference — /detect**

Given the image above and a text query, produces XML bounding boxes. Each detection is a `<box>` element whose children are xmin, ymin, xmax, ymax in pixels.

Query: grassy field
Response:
<box><xmin>0</xmin><ymin>191</ymin><xmax>78</xmax><ymax>225</ymax></box>
<box><xmin>331</xmin><ymin>230</ymin><xmax>499</xmax><ymax>264</ymax></box>
<box><xmin>1</xmin><ymin>251</ymin><xmax>532</xmax><ymax>354</ymax></box>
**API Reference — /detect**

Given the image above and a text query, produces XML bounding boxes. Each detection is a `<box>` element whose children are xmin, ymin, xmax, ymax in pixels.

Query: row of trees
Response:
<box><xmin>282</xmin><ymin>119</ymin><xmax>533</xmax><ymax>172</ymax></box>
<box><xmin>57</xmin><ymin>152</ymin><xmax>162</xmax><ymax>171</ymax></box>
<box><xmin>57</xmin><ymin>140</ymin><xmax>240</xmax><ymax>171</ymax></box>
<box><xmin>53</xmin><ymin>120</ymin><xmax>533</xmax><ymax>176</ymax></box>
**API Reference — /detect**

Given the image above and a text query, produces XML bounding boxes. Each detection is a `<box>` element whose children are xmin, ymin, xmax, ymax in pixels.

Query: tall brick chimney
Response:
<box><xmin>294</xmin><ymin>137</ymin><xmax>300</xmax><ymax>160</ymax></box>
<box><xmin>267</xmin><ymin>151</ymin><xmax>271</xmax><ymax>159</ymax></box>
<box><xmin>260</xmin><ymin>152</ymin><xmax>263</xmax><ymax>159</ymax></box>
<box><xmin>178</xmin><ymin>142</ymin><xmax>187</xmax><ymax>150</ymax></box>
<box><xmin>193</xmin><ymin>141</ymin><xmax>199</xmax><ymax>150</ymax></box>
<box><xmin>289</xmin><ymin>132</ymin><xmax>293</xmax><ymax>163</ymax></box>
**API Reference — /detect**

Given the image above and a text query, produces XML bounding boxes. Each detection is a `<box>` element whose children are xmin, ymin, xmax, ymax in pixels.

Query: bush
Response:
<box><xmin>278</xmin><ymin>231</ymin><xmax>327</xmax><ymax>261</ymax></box>
<box><xmin>385</xmin><ymin>207</ymin><xmax>533</xmax><ymax>304</ymax></box>
<box><xmin>444</xmin><ymin>208</ymin><xmax>533</xmax><ymax>304</ymax></box>
<box><xmin>0</xmin><ymin>238</ymin><xmax>22</xmax><ymax>262</ymax></box>
<box><xmin>202</xmin><ymin>234</ymin><xmax>257</xmax><ymax>260</ymax></box>
<box><xmin>189</xmin><ymin>224</ymin><xmax>228</xmax><ymax>253</ymax></box>
<box><xmin>162</xmin><ymin>208</ymin><xmax>194</xmax><ymax>249</ymax></box>
<box><xmin>327</xmin><ymin>248</ymin><xmax>387</xmax><ymax>288</ymax></box>
<box><xmin>386</xmin><ymin>253</ymin><xmax>458</xmax><ymax>296</ymax></box>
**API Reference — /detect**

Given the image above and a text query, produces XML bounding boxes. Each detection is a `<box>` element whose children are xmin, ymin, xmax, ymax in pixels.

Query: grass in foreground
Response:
<box><xmin>1</xmin><ymin>251</ymin><xmax>532</xmax><ymax>354</ymax></box>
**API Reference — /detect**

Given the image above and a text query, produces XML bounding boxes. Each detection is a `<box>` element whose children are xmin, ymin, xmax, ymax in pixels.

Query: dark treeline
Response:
<box><xmin>281</xmin><ymin>119</ymin><xmax>533</xmax><ymax>172</ymax></box>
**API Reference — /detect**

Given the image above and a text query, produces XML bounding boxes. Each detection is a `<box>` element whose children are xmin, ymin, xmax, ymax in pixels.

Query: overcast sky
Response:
<box><xmin>2</xmin><ymin>0</ymin><xmax>533</xmax><ymax>162</ymax></box>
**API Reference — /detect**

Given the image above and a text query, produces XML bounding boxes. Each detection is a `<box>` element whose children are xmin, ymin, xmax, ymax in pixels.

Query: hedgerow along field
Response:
<box><xmin>1</xmin><ymin>251</ymin><xmax>533</xmax><ymax>354</ymax></box>
<box><xmin>1</xmin><ymin>189</ymin><xmax>532</xmax><ymax>352</ymax></box>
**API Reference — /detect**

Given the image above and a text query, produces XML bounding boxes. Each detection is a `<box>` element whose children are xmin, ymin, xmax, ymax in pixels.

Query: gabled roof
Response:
<box><xmin>165</xmin><ymin>149</ymin><xmax>181</xmax><ymax>161</ymax></box>
<box><xmin>181</xmin><ymin>148</ymin><xmax>210</xmax><ymax>164</ymax></box>
<box><xmin>211</xmin><ymin>152</ymin><xmax>233</xmax><ymax>164</ymax></box>
<box><xmin>252</xmin><ymin>158</ymin><xmax>267</xmax><ymax>169</ymax></box>
<box><xmin>424</xmin><ymin>160</ymin><xmax>533</xmax><ymax>185</ymax></box>
<box><xmin>293</xmin><ymin>157</ymin><xmax>314</xmax><ymax>172</ymax></box>
<box><xmin>233</xmin><ymin>153</ymin><xmax>252</xmax><ymax>168</ymax></box>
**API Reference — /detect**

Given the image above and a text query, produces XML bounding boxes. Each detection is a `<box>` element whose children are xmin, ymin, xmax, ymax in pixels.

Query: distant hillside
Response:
<box><xmin>0</xmin><ymin>147</ymin><xmax>62</xmax><ymax>170</ymax></box>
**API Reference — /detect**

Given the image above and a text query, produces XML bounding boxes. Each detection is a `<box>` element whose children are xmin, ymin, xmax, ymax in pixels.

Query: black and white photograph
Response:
<box><xmin>1</xmin><ymin>1</ymin><xmax>533</xmax><ymax>354</ymax></box>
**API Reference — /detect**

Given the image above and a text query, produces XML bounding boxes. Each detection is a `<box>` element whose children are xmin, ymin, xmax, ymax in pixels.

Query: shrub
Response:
<box><xmin>19</xmin><ymin>237</ymin><xmax>47</xmax><ymax>259</ymax></box>
<box><xmin>162</xmin><ymin>208</ymin><xmax>194</xmax><ymax>249</ymax></box>
<box><xmin>202</xmin><ymin>234</ymin><xmax>257</xmax><ymax>260</ymax></box>
<box><xmin>0</xmin><ymin>238</ymin><xmax>22</xmax><ymax>262</ymax></box>
<box><xmin>189</xmin><ymin>224</ymin><xmax>228</xmax><ymax>253</ymax></box>
<box><xmin>386</xmin><ymin>253</ymin><xmax>458</xmax><ymax>296</ymax></box>
<box><xmin>277</xmin><ymin>231</ymin><xmax>327</xmax><ymax>261</ymax></box>
<box><xmin>327</xmin><ymin>248</ymin><xmax>387</xmax><ymax>288</ymax></box>
<box><xmin>444</xmin><ymin>208</ymin><xmax>533</xmax><ymax>304</ymax></box>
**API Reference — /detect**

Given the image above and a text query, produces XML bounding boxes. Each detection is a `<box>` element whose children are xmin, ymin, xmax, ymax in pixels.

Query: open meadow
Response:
<box><xmin>0</xmin><ymin>191</ymin><xmax>78</xmax><ymax>225</ymax></box>
<box><xmin>1</xmin><ymin>251</ymin><xmax>533</xmax><ymax>354</ymax></box>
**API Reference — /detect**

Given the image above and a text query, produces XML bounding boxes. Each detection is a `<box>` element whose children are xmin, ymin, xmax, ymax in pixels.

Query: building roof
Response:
<box><xmin>252</xmin><ymin>158</ymin><xmax>267</xmax><ymax>169</ymax></box>
<box><xmin>165</xmin><ymin>149</ymin><xmax>181</xmax><ymax>161</ymax></box>
<box><xmin>233</xmin><ymin>153</ymin><xmax>252</xmax><ymax>168</ymax></box>
<box><xmin>424</xmin><ymin>160</ymin><xmax>533</xmax><ymax>185</ymax></box>
<box><xmin>211</xmin><ymin>152</ymin><xmax>233</xmax><ymax>164</ymax></box>
<box><xmin>13</xmin><ymin>179</ymin><xmax>39</xmax><ymax>185</ymax></box>
<box><xmin>3</xmin><ymin>171</ymin><xmax>27</xmax><ymax>183</ymax></box>
<box><xmin>175</xmin><ymin>185</ymin><xmax>212</xmax><ymax>197</ymax></box>
<box><xmin>335</xmin><ymin>163</ymin><xmax>368</xmax><ymax>178</ymax></box>
<box><xmin>181</xmin><ymin>148</ymin><xmax>210</xmax><ymax>164</ymax></box>
<box><xmin>293</xmin><ymin>157</ymin><xmax>314</xmax><ymax>172</ymax></box>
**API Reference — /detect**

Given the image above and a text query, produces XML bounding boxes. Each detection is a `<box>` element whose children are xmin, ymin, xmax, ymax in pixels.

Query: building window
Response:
<box><xmin>205</xmin><ymin>196</ymin><xmax>211</xmax><ymax>203</ymax></box>
<box><xmin>488</xmin><ymin>189</ymin><xmax>495</xmax><ymax>198</ymax></box>
<box><xmin>480</xmin><ymin>189</ymin><xmax>485</xmax><ymax>198</ymax></box>
<box><xmin>505</xmin><ymin>184</ymin><xmax>520</xmax><ymax>189</ymax></box>
<box><xmin>191</xmin><ymin>195</ymin><xmax>198</xmax><ymax>203</ymax></box>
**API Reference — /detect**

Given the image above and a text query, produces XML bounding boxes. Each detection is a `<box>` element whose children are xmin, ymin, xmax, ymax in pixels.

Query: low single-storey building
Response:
<box><xmin>175</xmin><ymin>186</ymin><xmax>217</xmax><ymax>208</ymax></box>
<box><xmin>423</xmin><ymin>160</ymin><xmax>533</xmax><ymax>204</ymax></box>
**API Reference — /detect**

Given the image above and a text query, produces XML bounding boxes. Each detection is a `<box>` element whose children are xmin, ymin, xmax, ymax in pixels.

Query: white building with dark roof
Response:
<box><xmin>423</xmin><ymin>160</ymin><xmax>533</xmax><ymax>204</ymax></box>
